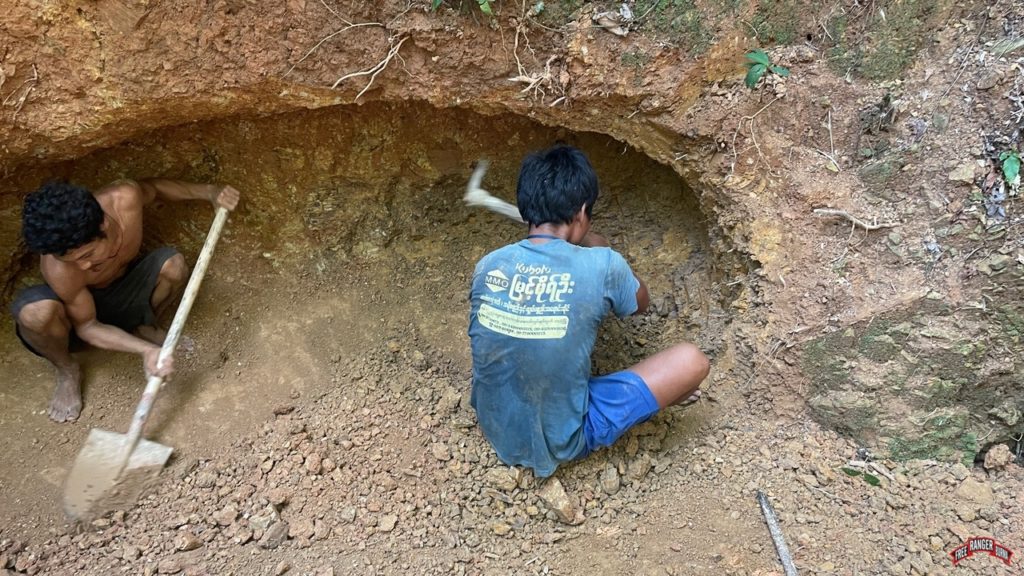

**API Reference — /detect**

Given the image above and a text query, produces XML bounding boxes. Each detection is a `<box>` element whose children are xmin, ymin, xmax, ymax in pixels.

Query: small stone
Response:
<box><xmin>955</xmin><ymin>503</ymin><xmax>976</xmax><ymax>522</ymax></box>
<box><xmin>929</xmin><ymin>536</ymin><xmax>944</xmax><ymax>551</ymax></box>
<box><xmin>955</xmin><ymin>478</ymin><xmax>994</xmax><ymax>506</ymax></box>
<box><xmin>949</xmin><ymin>463</ymin><xmax>970</xmax><ymax>481</ymax></box>
<box><xmin>305</xmin><ymin>453</ymin><xmax>322</xmax><ymax>475</ymax></box>
<box><xmin>483</xmin><ymin>467</ymin><xmax>520</xmax><ymax>491</ymax></box>
<box><xmin>984</xmin><ymin>253</ymin><xmax>1011</xmax><ymax>272</ymax></box>
<box><xmin>273</xmin><ymin>561</ymin><xmax>291</xmax><ymax>576</ymax></box>
<box><xmin>213</xmin><ymin>505</ymin><xmax>238</xmax><ymax>526</ymax></box>
<box><xmin>798</xmin><ymin>473</ymin><xmax>819</xmax><ymax>487</ymax></box>
<box><xmin>321</xmin><ymin>458</ymin><xmax>337</xmax><ymax>474</ymax></box>
<box><xmin>627</xmin><ymin>454</ymin><xmax>652</xmax><ymax>481</ymax></box>
<box><xmin>158</xmin><ymin>558</ymin><xmax>184</xmax><ymax>574</ymax></box>
<box><xmin>250</xmin><ymin>505</ymin><xmax>280</xmax><ymax>531</ymax></box>
<box><xmin>258</xmin><ymin>521</ymin><xmax>290</xmax><ymax>549</ymax></box>
<box><xmin>233</xmin><ymin>527</ymin><xmax>253</xmax><ymax>545</ymax></box>
<box><xmin>123</xmin><ymin>545</ymin><xmax>141</xmax><ymax>561</ymax></box>
<box><xmin>947</xmin><ymin>523</ymin><xmax>971</xmax><ymax>542</ymax></box>
<box><xmin>267</xmin><ymin>488</ymin><xmax>290</xmax><ymax>506</ymax></box>
<box><xmin>313</xmin><ymin>519</ymin><xmax>331</xmax><ymax>540</ymax></box>
<box><xmin>600</xmin><ymin>464</ymin><xmax>621</xmax><ymax>495</ymax></box>
<box><xmin>194</xmin><ymin>471</ymin><xmax>218</xmax><ymax>488</ymax></box>
<box><xmin>977</xmin><ymin>71</ymin><xmax>1001</xmax><ymax>90</ymax></box>
<box><xmin>537</xmin><ymin>478</ymin><xmax>582</xmax><ymax>525</ymax></box>
<box><xmin>431</xmin><ymin>443</ymin><xmax>451</xmax><ymax>462</ymax></box>
<box><xmin>339</xmin><ymin>507</ymin><xmax>357</xmax><ymax>523</ymax></box>
<box><xmin>272</xmin><ymin>405</ymin><xmax>295</xmax><ymax>415</ymax></box>
<box><xmin>175</xmin><ymin>533</ymin><xmax>202</xmax><ymax>552</ymax></box>
<box><xmin>947</xmin><ymin>162</ymin><xmax>976</xmax><ymax>184</ymax></box>
<box><xmin>379</xmin><ymin>515</ymin><xmax>398</xmax><ymax>533</ymax></box>
<box><xmin>289</xmin><ymin>518</ymin><xmax>315</xmax><ymax>540</ymax></box>
<box><xmin>491</xmin><ymin>522</ymin><xmax>512</xmax><ymax>536</ymax></box>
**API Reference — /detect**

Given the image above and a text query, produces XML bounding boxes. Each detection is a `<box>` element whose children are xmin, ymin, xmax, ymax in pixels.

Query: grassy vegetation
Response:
<box><xmin>632</xmin><ymin>0</ymin><xmax>727</xmax><ymax>55</ymax></box>
<box><xmin>749</xmin><ymin>0</ymin><xmax>799</xmax><ymax>45</ymax></box>
<box><xmin>888</xmin><ymin>412</ymin><xmax>977</xmax><ymax>465</ymax></box>
<box><xmin>824</xmin><ymin>0</ymin><xmax>939</xmax><ymax>81</ymax></box>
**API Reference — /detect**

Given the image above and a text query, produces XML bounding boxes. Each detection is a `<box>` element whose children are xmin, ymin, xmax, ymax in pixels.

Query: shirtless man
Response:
<box><xmin>11</xmin><ymin>179</ymin><xmax>240</xmax><ymax>422</ymax></box>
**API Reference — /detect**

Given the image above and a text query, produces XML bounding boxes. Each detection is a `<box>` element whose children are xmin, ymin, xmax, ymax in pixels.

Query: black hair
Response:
<box><xmin>21</xmin><ymin>181</ymin><xmax>105</xmax><ymax>255</ymax></box>
<box><xmin>516</xmin><ymin>145</ymin><xmax>599</xmax><ymax>226</ymax></box>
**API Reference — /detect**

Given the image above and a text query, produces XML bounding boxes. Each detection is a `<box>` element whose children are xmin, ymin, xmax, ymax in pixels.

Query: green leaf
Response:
<box><xmin>1004</xmin><ymin>154</ymin><xmax>1021</xmax><ymax>183</ymax></box>
<box><xmin>745</xmin><ymin>63</ymin><xmax>766</xmax><ymax>88</ymax></box>
<box><xmin>771</xmin><ymin>65</ymin><xmax>790</xmax><ymax>77</ymax></box>
<box><xmin>862</xmin><ymin>473</ymin><xmax>881</xmax><ymax>486</ymax></box>
<box><xmin>840</xmin><ymin>467</ymin><xmax>861</xmax><ymax>477</ymax></box>
<box><xmin>478</xmin><ymin>0</ymin><xmax>492</xmax><ymax>15</ymax></box>
<box><xmin>745</xmin><ymin>49</ymin><xmax>770</xmax><ymax>66</ymax></box>
<box><xmin>431</xmin><ymin>0</ymin><xmax>442</xmax><ymax>10</ymax></box>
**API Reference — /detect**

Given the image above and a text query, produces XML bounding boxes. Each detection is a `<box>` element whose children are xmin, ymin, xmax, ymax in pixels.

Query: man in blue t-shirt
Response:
<box><xmin>468</xmin><ymin>145</ymin><xmax>710</xmax><ymax>478</ymax></box>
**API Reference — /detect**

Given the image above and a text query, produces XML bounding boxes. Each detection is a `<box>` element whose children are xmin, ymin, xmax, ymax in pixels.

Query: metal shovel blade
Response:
<box><xmin>63</xmin><ymin>428</ymin><xmax>173</xmax><ymax>521</ymax></box>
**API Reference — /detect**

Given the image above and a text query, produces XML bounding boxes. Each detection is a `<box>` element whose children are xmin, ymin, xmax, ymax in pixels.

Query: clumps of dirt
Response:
<box><xmin>4</xmin><ymin>342</ymin><xmax>1021</xmax><ymax>575</ymax></box>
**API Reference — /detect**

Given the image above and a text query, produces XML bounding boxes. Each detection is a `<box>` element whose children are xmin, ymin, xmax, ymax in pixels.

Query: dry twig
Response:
<box><xmin>3</xmin><ymin>63</ymin><xmax>38</xmax><ymax>120</ymax></box>
<box><xmin>332</xmin><ymin>35</ymin><xmax>409</xmax><ymax>100</ymax></box>
<box><xmin>813</xmin><ymin>208</ymin><xmax>898</xmax><ymax>230</ymax></box>
<box><xmin>284</xmin><ymin>20</ymin><xmax>384</xmax><ymax>77</ymax></box>
<box><xmin>730</xmin><ymin>96</ymin><xmax>781</xmax><ymax>174</ymax></box>
<box><xmin>507</xmin><ymin>0</ymin><xmax>563</xmax><ymax>104</ymax></box>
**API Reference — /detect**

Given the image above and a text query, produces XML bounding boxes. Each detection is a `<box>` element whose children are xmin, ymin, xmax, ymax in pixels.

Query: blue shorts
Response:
<box><xmin>580</xmin><ymin>370</ymin><xmax>660</xmax><ymax>457</ymax></box>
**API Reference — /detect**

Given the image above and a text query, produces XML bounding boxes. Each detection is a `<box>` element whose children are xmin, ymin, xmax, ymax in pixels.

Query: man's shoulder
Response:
<box><xmin>475</xmin><ymin>242</ymin><xmax>522</xmax><ymax>267</ymax></box>
<box><xmin>40</xmin><ymin>256</ymin><xmax>86</xmax><ymax>298</ymax></box>
<box><xmin>95</xmin><ymin>180</ymin><xmax>143</xmax><ymax>209</ymax></box>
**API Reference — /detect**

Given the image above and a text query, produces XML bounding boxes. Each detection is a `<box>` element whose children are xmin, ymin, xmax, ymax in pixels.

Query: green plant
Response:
<box><xmin>1000</xmin><ymin>150</ymin><xmax>1021</xmax><ymax>184</ymax></box>
<box><xmin>840</xmin><ymin>467</ymin><xmax>881</xmax><ymax>487</ymax></box>
<box><xmin>431</xmin><ymin>0</ymin><xmax>493</xmax><ymax>15</ymax></box>
<box><xmin>744</xmin><ymin>49</ymin><xmax>789</xmax><ymax>88</ymax></box>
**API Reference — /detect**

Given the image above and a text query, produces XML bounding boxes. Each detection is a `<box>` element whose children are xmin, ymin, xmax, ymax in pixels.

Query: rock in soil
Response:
<box><xmin>537</xmin><ymin>478</ymin><xmax>582</xmax><ymax>525</ymax></box>
<box><xmin>258</xmin><ymin>521</ymin><xmax>290</xmax><ymax>549</ymax></box>
<box><xmin>983</xmin><ymin>444</ymin><xmax>1013</xmax><ymax>470</ymax></box>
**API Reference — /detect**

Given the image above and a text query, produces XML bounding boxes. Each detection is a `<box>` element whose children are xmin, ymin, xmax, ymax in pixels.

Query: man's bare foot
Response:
<box><xmin>677</xmin><ymin>390</ymin><xmax>702</xmax><ymax>407</ymax></box>
<box><xmin>49</xmin><ymin>365</ymin><xmax>83</xmax><ymax>423</ymax></box>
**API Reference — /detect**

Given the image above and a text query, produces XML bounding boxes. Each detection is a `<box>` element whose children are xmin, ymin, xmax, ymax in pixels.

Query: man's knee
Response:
<box><xmin>17</xmin><ymin>299</ymin><xmax>70</xmax><ymax>336</ymax></box>
<box><xmin>674</xmin><ymin>342</ymin><xmax>710</xmax><ymax>381</ymax></box>
<box><xmin>160</xmin><ymin>253</ymin><xmax>188</xmax><ymax>285</ymax></box>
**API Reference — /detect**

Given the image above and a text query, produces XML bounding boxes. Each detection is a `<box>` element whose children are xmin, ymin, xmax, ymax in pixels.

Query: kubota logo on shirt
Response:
<box><xmin>484</xmin><ymin>269</ymin><xmax>510</xmax><ymax>292</ymax></box>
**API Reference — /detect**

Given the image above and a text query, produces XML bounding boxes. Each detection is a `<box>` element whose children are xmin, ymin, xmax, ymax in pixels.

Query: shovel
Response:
<box><xmin>63</xmin><ymin>206</ymin><xmax>231</xmax><ymax>520</ymax></box>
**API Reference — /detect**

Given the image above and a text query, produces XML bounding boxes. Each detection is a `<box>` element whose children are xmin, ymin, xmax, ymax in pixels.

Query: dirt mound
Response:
<box><xmin>3</xmin><ymin>346</ymin><xmax>1021</xmax><ymax>575</ymax></box>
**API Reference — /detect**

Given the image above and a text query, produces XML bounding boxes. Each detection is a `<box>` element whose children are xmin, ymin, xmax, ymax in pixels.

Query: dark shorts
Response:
<box><xmin>579</xmin><ymin>370</ymin><xmax>661</xmax><ymax>457</ymax></box>
<box><xmin>10</xmin><ymin>247</ymin><xmax>179</xmax><ymax>356</ymax></box>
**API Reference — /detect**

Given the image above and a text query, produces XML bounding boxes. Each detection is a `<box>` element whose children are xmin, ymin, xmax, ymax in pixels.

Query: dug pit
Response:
<box><xmin>0</xmin><ymin>101</ymin><xmax>739</xmax><ymax>539</ymax></box>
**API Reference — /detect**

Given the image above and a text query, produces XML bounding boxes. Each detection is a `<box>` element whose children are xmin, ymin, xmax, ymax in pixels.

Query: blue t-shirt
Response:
<box><xmin>468</xmin><ymin>238</ymin><xmax>640</xmax><ymax>477</ymax></box>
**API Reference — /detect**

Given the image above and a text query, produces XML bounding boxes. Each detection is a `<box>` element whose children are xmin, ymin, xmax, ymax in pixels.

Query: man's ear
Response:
<box><xmin>574</xmin><ymin>205</ymin><xmax>588</xmax><ymax>223</ymax></box>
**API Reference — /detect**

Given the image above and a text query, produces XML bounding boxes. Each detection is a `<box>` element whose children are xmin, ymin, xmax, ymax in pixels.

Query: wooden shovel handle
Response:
<box><xmin>119</xmin><ymin>207</ymin><xmax>230</xmax><ymax>473</ymax></box>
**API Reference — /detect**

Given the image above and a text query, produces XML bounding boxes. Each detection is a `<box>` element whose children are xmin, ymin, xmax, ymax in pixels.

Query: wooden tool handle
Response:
<box><xmin>119</xmin><ymin>207</ymin><xmax>230</xmax><ymax>472</ymax></box>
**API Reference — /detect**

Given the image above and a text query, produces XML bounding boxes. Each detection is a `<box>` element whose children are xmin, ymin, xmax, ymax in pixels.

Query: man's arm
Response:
<box><xmin>57</xmin><ymin>281</ymin><xmax>172</xmax><ymax>377</ymax></box>
<box><xmin>135</xmin><ymin>179</ymin><xmax>240</xmax><ymax>211</ymax></box>
<box><xmin>580</xmin><ymin>231</ymin><xmax>649</xmax><ymax>315</ymax></box>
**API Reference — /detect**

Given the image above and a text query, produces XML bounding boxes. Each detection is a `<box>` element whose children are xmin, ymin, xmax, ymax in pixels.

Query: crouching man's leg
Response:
<box><xmin>582</xmin><ymin>343</ymin><xmax>709</xmax><ymax>456</ymax></box>
<box><xmin>14</xmin><ymin>298</ymin><xmax>83</xmax><ymax>422</ymax></box>
<box><xmin>630</xmin><ymin>342</ymin><xmax>710</xmax><ymax>408</ymax></box>
<box><xmin>135</xmin><ymin>251</ymin><xmax>187</xmax><ymax>345</ymax></box>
